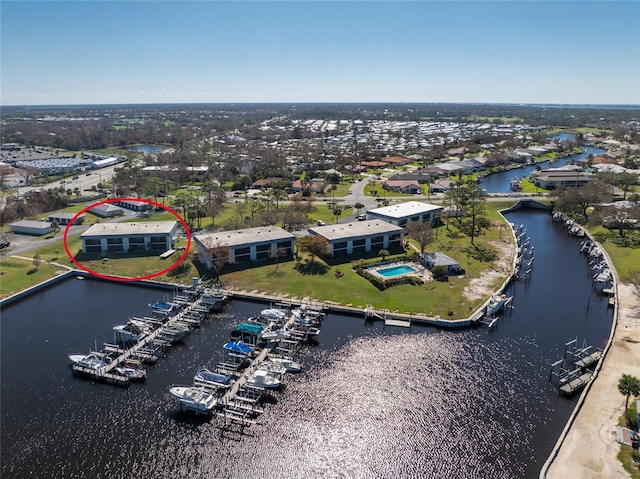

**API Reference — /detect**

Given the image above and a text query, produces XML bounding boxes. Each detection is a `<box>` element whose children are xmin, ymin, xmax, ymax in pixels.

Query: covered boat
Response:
<box><xmin>260</xmin><ymin>308</ymin><xmax>286</xmax><ymax>322</ymax></box>
<box><xmin>193</xmin><ymin>368</ymin><xmax>234</xmax><ymax>389</ymax></box>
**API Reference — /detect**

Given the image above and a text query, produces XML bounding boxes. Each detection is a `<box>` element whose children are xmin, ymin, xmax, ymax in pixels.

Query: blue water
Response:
<box><xmin>377</xmin><ymin>264</ymin><xmax>417</xmax><ymax>277</ymax></box>
<box><xmin>480</xmin><ymin>146</ymin><xmax>606</xmax><ymax>193</ymax></box>
<box><xmin>133</xmin><ymin>144</ymin><xmax>165</xmax><ymax>154</ymax></box>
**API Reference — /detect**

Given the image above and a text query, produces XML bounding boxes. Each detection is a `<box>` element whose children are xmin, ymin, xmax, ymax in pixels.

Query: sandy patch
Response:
<box><xmin>462</xmin><ymin>239</ymin><xmax>516</xmax><ymax>302</ymax></box>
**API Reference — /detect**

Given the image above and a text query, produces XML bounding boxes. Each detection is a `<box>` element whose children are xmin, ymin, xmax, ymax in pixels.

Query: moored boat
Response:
<box><xmin>486</xmin><ymin>294</ymin><xmax>512</xmax><ymax>315</ymax></box>
<box><xmin>268</xmin><ymin>356</ymin><xmax>303</xmax><ymax>373</ymax></box>
<box><xmin>68</xmin><ymin>352</ymin><xmax>106</xmax><ymax>370</ymax></box>
<box><xmin>115</xmin><ymin>364</ymin><xmax>147</xmax><ymax>382</ymax></box>
<box><xmin>169</xmin><ymin>386</ymin><xmax>218</xmax><ymax>414</ymax></box>
<box><xmin>193</xmin><ymin>368</ymin><xmax>234</xmax><ymax>389</ymax></box>
<box><xmin>245</xmin><ymin>369</ymin><xmax>281</xmax><ymax>389</ymax></box>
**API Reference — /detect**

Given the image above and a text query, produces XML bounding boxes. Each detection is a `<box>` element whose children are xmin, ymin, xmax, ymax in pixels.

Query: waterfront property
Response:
<box><xmin>9</xmin><ymin>219</ymin><xmax>54</xmax><ymax>236</ymax></box>
<box><xmin>366</xmin><ymin>261</ymin><xmax>429</xmax><ymax>281</ymax></box>
<box><xmin>531</xmin><ymin>167</ymin><xmax>595</xmax><ymax>189</ymax></box>
<box><xmin>80</xmin><ymin>221</ymin><xmax>178</xmax><ymax>253</ymax></box>
<box><xmin>367</xmin><ymin>201</ymin><xmax>443</xmax><ymax>227</ymax></box>
<box><xmin>194</xmin><ymin>226</ymin><xmax>295</xmax><ymax>268</ymax></box>
<box><xmin>419</xmin><ymin>252</ymin><xmax>464</xmax><ymax>275</ymax></box>
<box><xmin>308</xmin><ymin>220</ymin><xmax>403</xmax><ymax>258</ymax></box>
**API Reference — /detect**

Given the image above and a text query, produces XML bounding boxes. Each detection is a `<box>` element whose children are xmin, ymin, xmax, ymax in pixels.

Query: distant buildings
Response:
<box><xmin>531</xmin><ymin>167</ymin><xmax>595</xmax><ymax>189</ymax></box>
<box><xmin>47</xmin><ymin>212</ymin><xmax>86</xmax><ymax>226</ymax></box>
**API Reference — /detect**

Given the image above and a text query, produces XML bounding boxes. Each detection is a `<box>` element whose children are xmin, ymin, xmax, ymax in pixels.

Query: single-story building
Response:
<box><xmin>80</xmin><ymin>221</ymin><xmax>178</xmax><ymax>254</ymax></box>
<box><xmin>194</xmin><ymin>226</ymin><xmax>295</xmax><ymax>267</ymax></box>
<box><xmin>384</xmin><ymin>180</ymin><xmax>422</xmax><ymax>194</ymax></box>
<box><xmin>114</xmin><ymin>199</ymin><xmax>152</xmax><ymax>212</ymax></box>
<box><xmin>419</xmin><ymin>252</ymin><xmax>464</xmax><ymax>275</ymax></box>
<box><xmin>9</xmin><ymin>220</ymin><xmax>54</xmax><ymax>236</ymax></box>
<box><xmin>367</xmin><ymin>201</ymin><xmax>443</xmax><ymax>227</ymax></box>
<box><xmin>308</xmin><ymin>220</ymin><xmax>404</xmax><ymax>258</ymax></box>
<box><xmin>430</xmin><ymin>179</ymin><xmax>454</xmax><ymax>193</ymax></box>
<box><xmin>48</xmin><ymin>212</ymin><xmax>86</xmax><ymax>226</ymax></box>
<box><xmin>383</xmin><ymin>156</ymin><xmax>411</xmax><ymax>166</ymax></box>
<box><xmin>87</xmin><ymin>203</ymin><xmax>125</xmax><ymax>218</ymax></box>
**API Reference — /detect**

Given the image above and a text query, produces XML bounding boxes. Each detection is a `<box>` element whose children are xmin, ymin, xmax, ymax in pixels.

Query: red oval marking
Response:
<box><xmin>63</xmin><ymin>197</ymin><xmax>192</xmax><ymax>282</ymax></box>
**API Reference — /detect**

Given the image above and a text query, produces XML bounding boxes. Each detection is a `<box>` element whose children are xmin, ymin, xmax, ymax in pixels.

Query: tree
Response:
<box><xmin>354</xmin><ymin>202</ymin><xmax>365</xmax><ymax>214</ymax></box>
<box><xmin>297</xmin><ymin>235</ymin><xmax>329</xmax><ymax>263</ymax></box>
<box><xmin>406</xmin><ymin>221</ymin><xmax>434</xmax><ymax>253</ymax></box>
<box><xmin>32</xmin><ymin>254</ymin><xmax>41</xmax><ymax>271</ymax></box>
<box><xmin>458</xmin><ymin>183</ymin><xmax>489</xmax><ymax>245</ymax></box>
<box><xmin>333</xmin><ymin>204</ymin><xmax>343</xmax><ymax>223</ymax></box>
<box><xmin>273</xmin><ymin>246</ymin><xmax>288</xmax><ymax>273</ymax></box>
<box><xmin>50</xmin><ymin>220</ymin><xmax>60</xmax><ymax>237</ymax></box>
<box><xmin>555</xmin><ymin>181</ymin><xmax>611</xmax><ymax>223</ymax></box>
<box><xmin>616</xmin><ymin>172</ymin><xmax>638</xmax><ymax>200</ymax></box>
<box><xmin>379</xmin><ymin>249</ymin><xmax>390</xmax><ymax>261</ymax></box>
<box><xmin>618</xmin><ymin>374</ymin><xmax>640</xmax><ymax>426</ymax></box>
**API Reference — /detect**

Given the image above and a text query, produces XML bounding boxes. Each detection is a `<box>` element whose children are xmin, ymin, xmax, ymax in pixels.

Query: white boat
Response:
<box><xmin>486</xmin><ymin>294</ymin><xmax>512</xmax><ymax>315</ymax></box>
<box><xmin>169</xmin><ymin>386</ymin><xmax>217</xmax><ymax>414</ymax></box>
<box><xmin>245</xmin><ymin>369</ymin><xmax>281</xmax><ymax>389</ymax></box>
<box><xmin>268</xmin><ymin>356</ymin><xmax>303</xmax><ymax>373</ymax></box>
<box><xmin>260</xmin><ymin>308</ymin><xmax>286</xmax><ymax>322</ymax></box>
<box><xmin>193</xmin><ymin>368</ymin><xmax>234</xmax><ymax>389</ymax></box>
<box><xmin>68</xmin><ymin>352</ymin><xmax>106</xmax><ymax>370</ymax></box>
<box><xmin>113</xmin><ymin>322</ymin><xmax>148</xmax><ymax>343</ymax></box>
<box><xmin>256</xmin><ymin>361</ymin><xmax>287</xmax><ymax>376</ymax></box>
<box><xmin>260</xmin><ymin>328</ymin><xmax>291</xmax><ymax>341</ymax></box>
<box><xmin>115</xmin><ymin>364</ymin><xmax>147</xmax><ymax>382</ymax></box>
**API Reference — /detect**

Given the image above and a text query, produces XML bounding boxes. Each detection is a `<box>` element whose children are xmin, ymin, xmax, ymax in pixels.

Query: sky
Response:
<box><xmin>1</xmin><ymin>1</ymin><xmax>639</xmax><ymax>106</ymax></box>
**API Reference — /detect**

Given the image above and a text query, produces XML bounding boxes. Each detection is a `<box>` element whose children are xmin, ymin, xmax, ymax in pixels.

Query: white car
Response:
<box><xmin>317</xmin><ymin>220</ymin><xmax>326</xmax><ymax>226</ymax></box>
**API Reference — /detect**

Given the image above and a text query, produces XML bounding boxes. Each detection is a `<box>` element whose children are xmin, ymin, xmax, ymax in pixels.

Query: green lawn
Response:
<box><xmin>0</xmin><ymin>257</ymin><xmax>65</xmax><ymax>299</ymax></box>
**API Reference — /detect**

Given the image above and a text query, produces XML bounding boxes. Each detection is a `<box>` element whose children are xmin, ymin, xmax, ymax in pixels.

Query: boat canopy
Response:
<box><xmin>223</xmin><ymin>341</ymin><xmax>253</xmax><ymax>355</ymax></box>
<box><xmin>235</xmin><ymin>323</ymin><xmax>263</xmax><ymax>334</ymax></box>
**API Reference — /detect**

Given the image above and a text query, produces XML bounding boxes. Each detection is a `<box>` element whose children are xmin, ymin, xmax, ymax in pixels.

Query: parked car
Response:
<box><xmin>317</xmin><ymin>220</ymin><xmax>326</xmax><ymax>226</ymax></box>
<box><xmin>357</xmin><ymin>214</ymin><xmax>366</xmax><ymax>221</ymax></box>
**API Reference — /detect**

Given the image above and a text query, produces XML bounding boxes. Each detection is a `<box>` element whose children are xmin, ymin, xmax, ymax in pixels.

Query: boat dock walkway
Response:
<box><xmin>71</xmin><ymin>287</ymin><xmax>227</xmax><ymax>386</ymax></box>
<box><xmin>549</xmin><ymin>338</ymin><xmax>603</xmax><ymax>396</ymax></box>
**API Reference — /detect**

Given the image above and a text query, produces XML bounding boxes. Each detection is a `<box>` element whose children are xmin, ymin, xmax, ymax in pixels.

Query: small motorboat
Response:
<box><xmin>115</xmin><ymin>364</ymin><xmax>147</xmax><ymax>382</ymax></box>
<box><xmin>193</xmin><ymin>368</ymin><xmax>234</xmax><ymax>389</ymax></box>
<box><xmin>68</xmin><ymin>352</ymin><xmax>106</xmax><ymax>370</ymax></box>
<box><xmin>486</xmin><ymin>294</ymin><xmax>512</xmax><ymax>315</ymax></box>
<box><xmin>245</xmin><ymin>370</ymin><xmax>281</xmax><ymax>389</ymax></box>
<box><xmin>256</xmin><ymin>361</ymin><xmax>287</xmax><ymax>376</ymax></box>
<box><xmin>260</xmin><ymin>308</ymin><xmax>286</xmax><ymax>322</ymax></box>
<box><xmin>169</xmin><ymin>386</ymin><xmax>217</xmax><ymax>414</ymax></box>
<box><xmin>268</xmin><ymin>356</ymin><xmax>303</xmax><ymax>373</ymax></box>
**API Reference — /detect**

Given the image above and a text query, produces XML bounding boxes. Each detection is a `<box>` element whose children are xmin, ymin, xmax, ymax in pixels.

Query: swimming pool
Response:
<box><xmin>377</xmin><ymin>264</ymin><xmax>418</xmax><ymax>277</ymax></box>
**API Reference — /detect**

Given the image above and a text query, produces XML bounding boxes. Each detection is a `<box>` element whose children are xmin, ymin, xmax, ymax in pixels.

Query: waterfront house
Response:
<box><xmin>531</xmin><ymin>168</ymin><xmax>595</xmax><ymax>189</ymax></box>
<box><xmin>80</xmin><ymin>221</ymin><xmax>178</xmax><ymax>254</ymax></box>
<box><xmin>9</xmin><ymin>220</ymin><xmax>54</xmax><ymax>236</ymax></box>
<box><xmin>194</xmin><ymin>226</ymin><xmax>294</xmax><ymax>268</ymax></box>
<box><xmin>308</xmin><ymin>220</ymin><xmax>403</xmax><ymax>258</ymax></box>
<box><xmin>367</xmin><ymin>201</ymin><xmax>443</xmax><ymax>227</ymax></box>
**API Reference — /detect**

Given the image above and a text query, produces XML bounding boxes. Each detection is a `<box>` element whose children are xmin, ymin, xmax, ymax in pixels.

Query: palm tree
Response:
<box><xmin>379</xmin><ymin>249</ymin><xmax>390</xmax><ymax>262</ymax></box>
<box><xmin>618</xmin><ymin>374</ymin><xmax>640</xmax><ymax>426</ymax></box>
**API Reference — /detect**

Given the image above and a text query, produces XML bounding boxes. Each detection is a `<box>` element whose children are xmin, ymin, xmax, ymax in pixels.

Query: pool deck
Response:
<box><xmin>366</xmin><ymin>260</ymin><xmax>432</xmax><ymax>281</ymax></box>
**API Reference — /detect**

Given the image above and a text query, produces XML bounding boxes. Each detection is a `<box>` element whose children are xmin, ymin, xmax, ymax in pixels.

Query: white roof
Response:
<box><xmin>310</xmin><ymin>220</ymin><xmax>402</xmax><ymax>241</ymax></box>
<box><xmin>368</xmin><ymin>201</ymin><xmax>442</xmax><ymax>219</ymax></box>
<box><xmin>81</xmin><ymin>221</ymin><xmax>177</xmax><ymax>237</ymax></box>
<box><xmin>195</xmin><ymin>226</ymin><xmax>294</xmax><ymax>249</ymax></box>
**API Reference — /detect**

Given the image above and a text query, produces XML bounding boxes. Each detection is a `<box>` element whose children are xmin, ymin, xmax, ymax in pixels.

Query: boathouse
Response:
<box><xmin>308</xmin><ymin>220</ymin><xmax>403</xmax><ymax>258</ymax></box>
<box><xmin>194</xmin><ymin>226</ymin><xmax>295</xmax><ymax>267</ymax></box>
<box><xmin>80</xmin><ymin>221</ymin><xmax>178</xmax><ymax>253</ymax></box>
<box><xmin>367</xmin><ymin>201</ymin><xmax>443</xmax><ymax>227</ymax></box>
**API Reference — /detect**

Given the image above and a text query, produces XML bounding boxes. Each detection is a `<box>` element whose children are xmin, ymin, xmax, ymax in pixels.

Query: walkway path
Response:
<box><xmin>545</xmin><ymin>281</ymin><xmax>640</xmax><ymax>478</ymax></box>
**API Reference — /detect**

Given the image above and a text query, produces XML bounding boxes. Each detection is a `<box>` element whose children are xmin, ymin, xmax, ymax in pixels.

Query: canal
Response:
<box><xmin>480</xmin><ymin>146</ymin><xmax>606</xmax><ymax>193</ymax></box>
<box><xmin>0</xmin><ymin>209</ymin><xmax>613</xmax><ymax>479</ymax></box>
